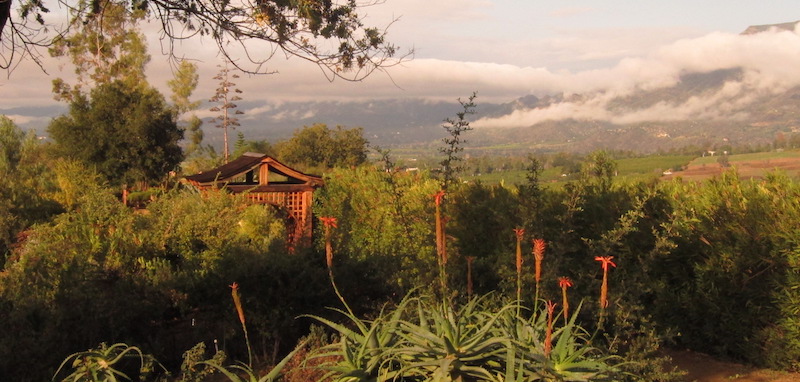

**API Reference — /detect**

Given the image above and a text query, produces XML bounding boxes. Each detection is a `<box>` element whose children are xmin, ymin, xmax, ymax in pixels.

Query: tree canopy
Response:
<box><xmin>47</xmin><ymin>80</ymin><xmax>183</xmax><ymax>187</ymax></box>
<box><xmin>1</xmin><ymin>0</ymin><xmax>408</xmax><ymax>78</ymax></box>
<box><xmin>277</xmin><ymin>123</ymin><xmax>368</xmax><ymax>170</ymax></box>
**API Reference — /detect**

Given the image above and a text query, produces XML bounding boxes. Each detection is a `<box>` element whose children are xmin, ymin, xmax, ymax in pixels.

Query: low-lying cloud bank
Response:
<box><xmin>473</xmin><ymin>24</ymin><xmax>800</xmax><ymax>128</ymax></box>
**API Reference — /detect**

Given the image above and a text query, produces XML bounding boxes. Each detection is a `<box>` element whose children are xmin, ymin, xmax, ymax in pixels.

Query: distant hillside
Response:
<box><xmin>741</xmin><ymin>20</ymin><xmax>799</xmax><ymax>35</ymax></box>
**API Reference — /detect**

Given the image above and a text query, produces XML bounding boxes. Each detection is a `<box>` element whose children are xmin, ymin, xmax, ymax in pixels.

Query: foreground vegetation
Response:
<box><xmin>3</xmin><ymin>113</ymin><xmax>800</xmax><ymax>380</ymax></box>
<box><xmin>0</xmin><ymin>118</ymin><xmax>800</xmax><ymax>381</ymax></box>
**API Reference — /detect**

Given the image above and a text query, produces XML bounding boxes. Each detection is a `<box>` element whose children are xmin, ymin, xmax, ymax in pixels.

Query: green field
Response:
<box><xmin>464</xmin><ymin>154</ymin><xmax>697</xmax><ymax>186</ymax></box>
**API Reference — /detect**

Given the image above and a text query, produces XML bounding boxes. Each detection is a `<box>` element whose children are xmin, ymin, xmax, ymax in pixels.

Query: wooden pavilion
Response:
<box><xmin>183</xmin><ymin>153</ymin><xmax>324</xmax><ymax>242</ymax></box>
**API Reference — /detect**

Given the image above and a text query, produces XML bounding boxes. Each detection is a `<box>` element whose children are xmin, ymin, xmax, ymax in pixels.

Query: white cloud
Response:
<box><xmin>3</xmin><ymin>2</ymin><xmax>799</xmax><ymax>137</ymax></box>
<box><xmin>2</xmin><ymin>114</ymin><xmax>52</xmax><ymax>126</ymax></box>
<box><xmin>475</xmin><ymin>26</ymin><xmax>800</xmax><ymax>128</ymax></box>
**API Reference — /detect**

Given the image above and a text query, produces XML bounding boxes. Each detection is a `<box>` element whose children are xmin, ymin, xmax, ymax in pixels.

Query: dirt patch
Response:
<box><xmin>666</xmin><ymin>350</ymin><xmax>800</xmax><ymax>382</ymax></box>
<box><xmin>662</xmin><ymin>157</ymin><xmax>800</xmax><ymax>182</ymax></box>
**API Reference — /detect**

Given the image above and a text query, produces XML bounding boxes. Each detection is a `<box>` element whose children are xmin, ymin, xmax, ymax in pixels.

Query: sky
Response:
<box><xmin>1</xmin><ymin>1</ymin><xmax>800</xmax><ymax>131</ymax></box>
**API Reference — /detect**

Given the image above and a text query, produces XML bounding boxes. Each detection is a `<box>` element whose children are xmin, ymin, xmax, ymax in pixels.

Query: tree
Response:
<box><xmin>277</xmin><ymin>123</ymin><xmax>368</xmax><ymax>170</ymax></box>
<box><xmin>579</xmin><ymin>150</ymin><xmax>617</xmax><ymax>193</ymax></box>
<box><xmin>3</xmin><ymin>0</ymin><xmax>408</xmax><ymax>78</ymax></box>
<box><xmin>209</xmin><ymin>61</ymin><xmax>244</xmax><ymax>162</ymax></box>
<box><xmin>49</xmin><ymin>0</ymin><xmax>149</xmax><ymax>102</ymax></box>
<box><xmin>168</xmin><ymin>60</ymin><xmax>204</xmax><ymax>157</ymax></box>
<box><xmin>438</xmin><ymin>92</ymin><xmax>477</xmax><ymax>190</ymax></box>
<box><xmin>233</xmin><ymin>132</ymin><xmax>275</xmax><ymax>159</ymax></box>
<box><xmin>48</xmin><ymin>80</ymin><xmax>184</xmax><ymax>187</ymax></box>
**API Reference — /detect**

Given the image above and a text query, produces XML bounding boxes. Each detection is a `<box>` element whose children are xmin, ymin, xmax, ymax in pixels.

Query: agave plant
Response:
<box><xmin>53</xmin><ymin>343</ymin><xmax>163</xmax><ymax>382</ymax></box>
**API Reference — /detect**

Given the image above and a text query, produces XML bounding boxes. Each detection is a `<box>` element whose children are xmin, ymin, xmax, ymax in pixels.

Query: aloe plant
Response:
<box><xmin>309</xmin><ymin>293</ymin><xmax>622</xmax><ymax>381</ymax></box>
<box><xmin>505</xmin><ymin>302</ymin><xmax>620</xmax><ymax>381</ymax></box>
<box><xmin>53</xmin><ymin>343</ymin><xmax>163</xmax><ymax>382</ymax></box>
<box><xmin>305</xmin><ymin>296</ymin><xmax>414</xmax><ymax>381</ymax></box>
<box><xmin>394</xmin><ymin>295</ymin><xmax>513</xmax><ymax>381</ymax></box>
<box><xmin>197</xmin><ymin>340</ymin><xmax>307</xmax><ymax>382</ymax></box>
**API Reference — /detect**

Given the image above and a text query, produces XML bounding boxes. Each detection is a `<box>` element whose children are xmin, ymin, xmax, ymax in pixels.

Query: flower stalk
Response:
<box><xmin>466</xmin><ymin>256</ymin><xmax>475</xmax><ymax>298</ymax></box>
<box><xmin>544</xmin><ymin>300</ymin><xmax>557</xmax><ymax>358</ymax></box>
<box><xmin>595</xmin><ymin>256</ymin><xmax>617</xmax><ymax>309</ymax></box>
<box><xmin>433</xmin><ymin>190</ymin><xmax>448</xmax><ymax>296</ymax></box>
<box><xmin>321</xmin><ymin>216</ymin><xmax>355</xmax><ymax>318</ymax></box>
<box><xmin>513</xmin><ymin>228</ymin><xmax>525</xmax><ymax>305</ymax></box>
<box><xmin>320</xmin><ymin>216</ymin><xmax>338</xmax><ymax>269</ymax></box>
<box><xmin>532</xmin><ymin>238</ymin><xmax>546</xmax><ymax>311</ymax></box>
<box><xmin>230</xmin><ymin>282</ymin><xmax>253</xmax><ymax>367</ymax></box>
<box><xmin>558</xmin><ymin>277</ymin><xmax>573</xmax><ymax>323</ymax></box>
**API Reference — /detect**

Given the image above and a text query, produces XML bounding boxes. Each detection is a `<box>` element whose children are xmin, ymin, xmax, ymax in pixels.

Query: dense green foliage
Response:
<box><xmin>277</xmin><ymin>124</ymin><xmax>369</xmax><ymax>171</ymax></box>
<box><xmin>48</xmin><ymin>81</ymin><xmax>184</xmax><ymax>187</ymax></box>
<box><xmin>0</xmin><ymin>186</ymin><xmax>337</xmax><ymax>380</ymax></box>
<box><xmin>0</xmin><ymin>117</ymin><xmax>62</xmax><ymax>256</ymax></box>
<box><xmin>313</xmin><ymin>154</ymin><xmax>800</xmax><ymax>373</ymax></box>
<box><xmin>654</xmin><ymin>172</ymin><xmax>800</xmax><ymax>369</ymax></box>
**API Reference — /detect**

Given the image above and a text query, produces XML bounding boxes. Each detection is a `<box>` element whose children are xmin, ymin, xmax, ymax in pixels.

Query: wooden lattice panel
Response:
<box><xmin>244</xmin><ymin>191</ymin><xmax>313</xmax><ymax>237</ymax></box>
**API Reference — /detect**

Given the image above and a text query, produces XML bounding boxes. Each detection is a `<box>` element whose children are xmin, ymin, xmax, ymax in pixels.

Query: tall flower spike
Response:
<box><xmin>466</xmin><ymin>256</ymin><xmax>476</xmax><ymax>297</ymax></box>
<box><xmin>514</xmin><ymin>228</ymin><xmax>525</xmax><ymax>274</ymax></box>
<box><xmin>321</xmin><ymin>217</ymin><xmax>338</xmax><ymax>268</ymax></box>
<box><xmin>230</xmin><ymin>282</ymin><xmax>245</xmax><ymax>325</ymax></box>
<box><xmin>544</xmin><ymin>300</ymin><xmax>557</xmax><ymax>357</ymax></box>
<box><xmin>432</xmin><ymin>190</ymin><xmax>448</xmax><ymax>294</ymax></box>
<box><xmin>532</xmin><ymin>238</ymin><xmax>546</xmax><ymax>283</ymax></box>
<box><xmin>595</xmin><ymin>256</ymin><xmax>617</xmax><ymax>308</ymax></box>
<box><xmin>230</xmin><ymin>282</ymin><xmax>253</xmax><ymax>366</ymax></box>
<box><xmin>514</xmin><ymin>228</ymin><xmax>525</xmax><ymax>304</ymax></box>
<box><xmin>558</xmin><ymin>276</ymin><xmax>573</xmax><ymax>321</ymax></box>
<box><xmin>433</xmin><ymin>190</ymin><xmax>447</xmax><ymax>265</ymax></box>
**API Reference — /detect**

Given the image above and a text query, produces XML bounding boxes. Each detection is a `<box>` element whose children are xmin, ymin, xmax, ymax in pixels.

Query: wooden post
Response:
<box><xmin>259</xmin><ymin>163</ymin><xmax>270</xmax><ymax>185</ymax></box>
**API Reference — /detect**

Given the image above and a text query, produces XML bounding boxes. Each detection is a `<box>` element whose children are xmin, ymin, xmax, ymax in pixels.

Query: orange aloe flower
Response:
<box><xmin>544</xmin><ymin>300</ymin><xmax>557</xmax><ymax>357</ymax></box>
<box><xmin>320</xmin><ymin>216</ymin><xmax>338</xmax><ymax>229</ymax></box>
<box><xmin>433</xmin><ymin>190</ymin><xmax>446</xmax><ymax>206</ymax></box>
<box><xmin>321</xmin><ymin>217</ymin><xmax>338</xmax><ymax>268</ymax></box>
<box><xmin>595</xmin><ymin>256</ymin><xmax>617</xmax><ymax>308</ymax></box>
<box><xmin>558</xmin><ymin>277</ymin><xmax>573</xmax><ymax>321</ymax></box>
<box><xmin>532</xmin><ymin>238</ymin><xmax>546</xmax><ymax>283</ymax></box>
